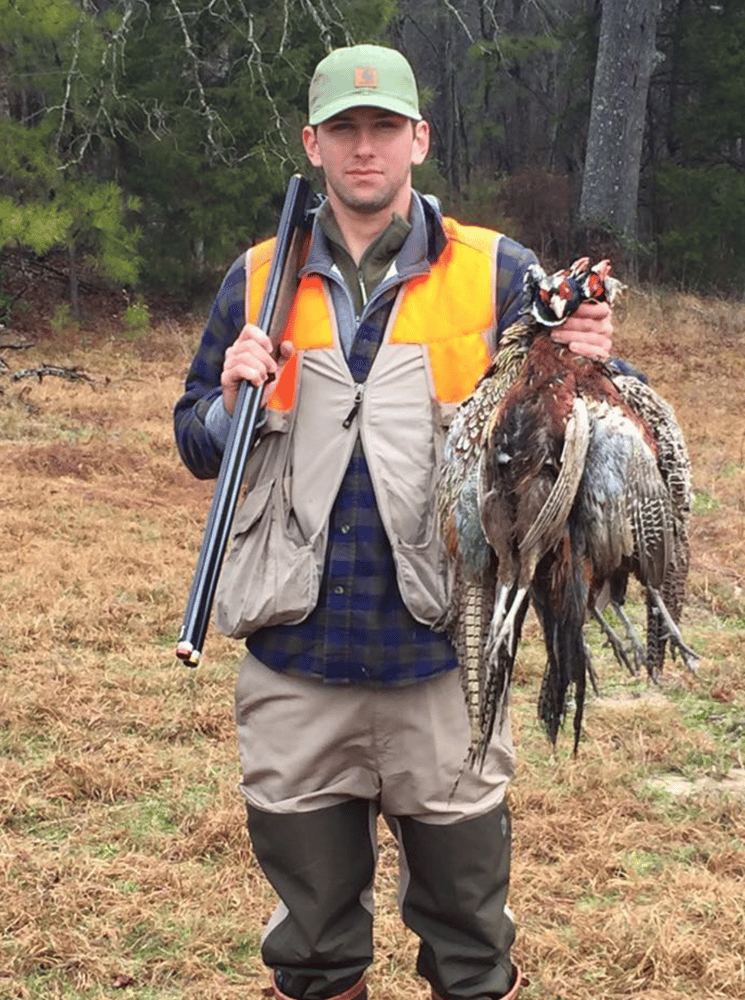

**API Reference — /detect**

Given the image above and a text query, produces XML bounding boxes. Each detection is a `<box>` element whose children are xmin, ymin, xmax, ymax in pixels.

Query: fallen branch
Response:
<box><xmin>11</xmin><ymin>365</ymin><xmax>98</xmax><ymax>386</ymax></box>
<box><xmin>15</xmin><ymin>257</ymin><xmax>101</xmax><ymax>293</ymax></box>
<box><xmin>0</xmin><ymin>339</ymin><xmax>35</xmax><ymax>351</ymax></box>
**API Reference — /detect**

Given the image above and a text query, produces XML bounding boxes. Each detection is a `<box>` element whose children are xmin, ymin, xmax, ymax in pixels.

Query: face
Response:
<box><xmin>302</xmin><ymin>106</ymin><xmax>430</xmax><ymax>218</ymax></box>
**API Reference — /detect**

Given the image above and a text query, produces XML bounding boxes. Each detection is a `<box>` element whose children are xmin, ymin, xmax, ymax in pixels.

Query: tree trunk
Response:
<box><xmin>69</xmin><ymin>244</ymin><xmax>80</xmax><ymax>322</ymax></box>
<box><xmin>440</xmin><ymin>8</ymin><xmax>461</xmax><ymax>190</ymax></box>
<box><xmin>578</xmin><ymin>0</ymin><xmax>661</xmax><ymax>272</ymax></box>
<box><xmin>0</xmin><ymin>45</ymin><xmax>10</xmax><ymax>119</ymax></box>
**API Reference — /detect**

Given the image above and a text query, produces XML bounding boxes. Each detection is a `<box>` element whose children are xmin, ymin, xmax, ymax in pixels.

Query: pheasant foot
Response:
<box><xmin>592</xmin><ymin>605</ymin><xmax>640</xmax><ymax>678</ymax></box>
<box><xmin>648</xmin><ymin>587</ymin><xmax>700</xmax><ymax>676</ymax></box>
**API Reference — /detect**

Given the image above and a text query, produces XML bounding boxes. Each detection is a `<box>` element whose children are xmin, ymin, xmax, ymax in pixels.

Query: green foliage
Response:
<box><xmin>1</xmin><ymin>0</ymin><xmax>140</xmax><ymax>290</ymax></box>
<box><xmin>114</xmin><ymin>0</ymin><xmax>393</xmax><ymax>290</ymax></box>
<box><xmin>0</xmin><ymin>197</ymin><xmax>72</xmax><ymax>255</ymax></box>
<box><xmin>469</xmin><ymin>33</ymin><xmax>561</xmax><ymax>70</ymax></box>
<box><xmin>50</xmin><ymin>301</ymin><xmax>75</xmax><ymax>333</ymax></box>
<box><xmin>0</xmin><ymin>173</ymin><xmax>140</xmax><ymax>287</ymax></box>
<box><xmin>651</xmin><ymin>1</ymin><xmax>745</xmax><ymax>290</ymax></box>
<box><xmin>60</xmin><ymin>181</ymin><xmax>141</xmax><ymax>285</ymax></box>
<box><xmin>0</xmin><ymin>0</ymin><xmax>80</xmax><ymax>38</ymax></box>
<box><xmin>0</xmin><ymin>119</ymin><xmax>74</xmax><ymax>256</ymax></box>
<box><xmin>665</xmin><ymin>0</ymin><xmax>745</xmax><ymax>163</ymax></box>
<box><xmin>4</xmin><ymin>0</ymin><xmax>742</xmax><ymax>297</ymax></box>
<box><xmin>124</xmin><ymin>295</ymin><xmax>150</xmax><ymax>335</ymax></box>
<box><xmin>0</xmin><ymin>270</ymin><xmax>14</xmax><ymax>326</ymax></box>
<box><xmin>654</xmin><ymin>163</ymin><xmax>745</xmax><ymax>291</ymax></box>
<box><xmin>0</xmin><ymin>117</ymin><xmax>58</xmax><ymax>192</ymax></box>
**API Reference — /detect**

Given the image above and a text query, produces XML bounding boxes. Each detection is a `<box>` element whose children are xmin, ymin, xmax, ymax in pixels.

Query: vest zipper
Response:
<box><xmin>342</xmin><ymin>383</ymin><xmax>365</xmax><ymax>428</ymax></box>
<box><xmin>358</xmin><ymin>271</ymin><xmax>368</xmax><ymax>307</ymax></box>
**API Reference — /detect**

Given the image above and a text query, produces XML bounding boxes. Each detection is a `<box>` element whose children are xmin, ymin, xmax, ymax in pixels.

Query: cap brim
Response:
<box><xmin>309</xmin><ymin>92</ymin><xmax>422</xmax><ymax>125</ymax></box>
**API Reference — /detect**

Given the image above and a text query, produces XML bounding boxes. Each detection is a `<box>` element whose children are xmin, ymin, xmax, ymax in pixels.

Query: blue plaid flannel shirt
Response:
<box><xmin>174</xmin><ymin>193</ymin><xmax>537</xmax><ymax>686</ymax></box>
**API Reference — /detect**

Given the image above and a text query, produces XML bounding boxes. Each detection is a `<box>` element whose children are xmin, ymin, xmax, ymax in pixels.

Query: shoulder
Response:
<box><xmin>495</xmin><ymin>235</ymin><xmax>538</xmax><ymax>298</ymax></box>
<box><xmin>496</xmin><ymin>234</ymin><xmax>538</xmax><ymax>275</ymax></box>
<box><xmin>441</xmin><ymin>216</ymin><xmax>501</xmax><ymax>256</ymax></box>
<box><xmin>216</xmin><ymin>252</ymin><xmax>249</xmax><ymax>303</ymax></box>
<box><xmin>495</xmin><ymin>237</ymin><xmax>538</xmax><ymax>334</ymax></box>
<box><xmin>219</xmin><ymin>238</ymin><xmax>277</xmax><ymax>293</ymax></box>
<box><xmin>245</xmin><ymin>238</ymin><xmax>277</xmax><ymax>279</ymax></box>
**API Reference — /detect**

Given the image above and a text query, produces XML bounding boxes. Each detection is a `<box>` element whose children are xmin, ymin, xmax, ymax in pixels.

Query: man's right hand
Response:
<box><xmin>221</xmin><ymin>323</ymin><xmax>295</xmax><ymax>416</ymax></box>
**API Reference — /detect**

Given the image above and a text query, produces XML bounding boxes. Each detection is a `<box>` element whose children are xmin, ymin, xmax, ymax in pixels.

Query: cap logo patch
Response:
<box><xmin>354</xmin><ymin>66</ymin><xmax>378</xmax><ymax>89</ymax></box>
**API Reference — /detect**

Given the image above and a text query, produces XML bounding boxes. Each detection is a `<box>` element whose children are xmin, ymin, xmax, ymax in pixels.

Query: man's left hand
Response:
<box><xmin>551</xmin><ymin>301</ymin><xmax>613</xmax><ymax>360</ymax></box>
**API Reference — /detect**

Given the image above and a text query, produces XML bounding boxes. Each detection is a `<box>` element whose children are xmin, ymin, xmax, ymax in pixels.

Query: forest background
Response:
<box><xmin>2</xmin><ymin>4</ymin><xmax>745</xmax><ymax>999</ymax></box>
<box><xmin>2</xmin><ymin>0</ymin><xmax>745</xmax><ymax>320</ymax></box>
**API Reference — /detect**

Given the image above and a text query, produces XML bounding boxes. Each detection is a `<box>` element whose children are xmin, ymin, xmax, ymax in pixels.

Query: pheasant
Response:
<box><xmin>437</xmin><ymin>322</ymin><xmax>532</xmax><ymax>768</ymax></box>
<box><xmin>437</xmin><ymin>259</ymin><xmax>602</xmax><ymax>764</ymax></box>
<box><xmin>438</xmin><ymin>258</ymin><xmax>696</xmax><ymax>767</ymax></box>
<box><xmin>592</xmin><ymin>373</ymin><xmax>695</xmax><ymax>678</ymax></box>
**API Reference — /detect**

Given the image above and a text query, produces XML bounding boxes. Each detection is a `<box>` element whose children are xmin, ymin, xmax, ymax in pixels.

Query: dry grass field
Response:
<box><xmin>1</xmin><ymin>281</ymin><xmax>744</xmax><ymax>1000</ymax></box>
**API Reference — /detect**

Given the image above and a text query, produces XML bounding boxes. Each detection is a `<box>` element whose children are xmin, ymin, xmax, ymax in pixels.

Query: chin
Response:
<box><xmin>345</xmin><ymin>192</ymin><xmax>394</xmax><ymax>214</ymax></box>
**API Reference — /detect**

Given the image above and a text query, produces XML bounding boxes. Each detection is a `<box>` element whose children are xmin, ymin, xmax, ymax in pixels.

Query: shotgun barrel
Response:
<box><xmin>176</xmin><ymin>174</ymin><xmax>313</xmax><ymax>666</ymax></box>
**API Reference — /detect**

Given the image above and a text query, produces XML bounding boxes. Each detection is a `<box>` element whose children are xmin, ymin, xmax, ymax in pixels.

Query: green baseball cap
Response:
<box><xmin>308</xmin><ymin>44</ymin><xmax>421</xmax><ymax>125</ymax></box>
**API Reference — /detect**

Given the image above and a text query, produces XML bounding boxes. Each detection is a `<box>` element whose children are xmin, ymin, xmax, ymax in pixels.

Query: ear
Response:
<box><xmin>411</xmin><ymin>120</ymin><xmax>430</xmax><ymax>166</ymax></box>
<box><xmin>302</xmin><ymin>125</ymin><xmax>322</xmax><ymax>168</ymax></box>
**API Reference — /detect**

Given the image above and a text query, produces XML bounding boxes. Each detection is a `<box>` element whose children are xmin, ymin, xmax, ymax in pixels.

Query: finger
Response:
<box><xmin>277</xmin><ymin>339</ymin><xmax>295</xmax><ymax>362</ymax></box>
<box><xmin>567</xmin><ymin>339</ymin><xmax>611</xmax><ymax>360</ymax></box>
<box><xmin>555</xmin><ymin>328</ymin><xmax>611</xmax><ymax>345</ymax></box>
<box><xmin>225</xmin><ymin>338</ymin><xmax>277</xmax><ymax>377</ymax></box>
<box><xmin>574</xmin><ymin>301</ymin><xmax>610</xmax><ymax>318</ymax></box>
<box><xmin>553</xmin><ymin>320</ymin><xmax>613</xmax><ymax>342</ymax></box>
<box><xmin>222</xmin><ymin>353</ymin><xmax>269</xmax><ymax>387</ymax></box>
<box><xmin>239</xmin><ymin>362</ymin><xmax>267</xmax><ymax>386</ymax></box>
<box><xmin>560</xmin><ymin>310</ymin><xmax>613</xmax><ymax>330</ymax></box>
<box><xmin>236</xmin><ymin>322</ymin><xmax>272</xmax><ymax>349</ymax></box>
<box><xmin>551</xmin><ymin>325</ymin><xmax>605</xmax><ymax>345</ymax></box>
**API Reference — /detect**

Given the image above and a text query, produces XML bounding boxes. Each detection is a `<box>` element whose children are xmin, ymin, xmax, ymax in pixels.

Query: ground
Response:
<box><xmin>0</xmin><ymin>269</ymin><xmax>744</xmax><ymax>999</ymax></box>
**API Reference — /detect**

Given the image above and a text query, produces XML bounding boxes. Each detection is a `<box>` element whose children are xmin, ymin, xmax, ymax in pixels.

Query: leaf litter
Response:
<box><xmin>1</xmin><ymin>292</ymin><xmax>744</xmax><ymax>999</ymax></box>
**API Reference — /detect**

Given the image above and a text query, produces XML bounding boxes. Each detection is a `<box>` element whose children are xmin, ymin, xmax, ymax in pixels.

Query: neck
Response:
<box><xmin>326</xmin><ymin>190</ymin><xmax>413</xmax><ymax>266</ymax></box>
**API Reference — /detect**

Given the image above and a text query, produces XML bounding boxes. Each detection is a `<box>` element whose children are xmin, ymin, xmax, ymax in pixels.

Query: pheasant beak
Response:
<box><xmin>551</xmin><ymin>295</ymin><xmax>569</xmax><ymax>320</ymax></box>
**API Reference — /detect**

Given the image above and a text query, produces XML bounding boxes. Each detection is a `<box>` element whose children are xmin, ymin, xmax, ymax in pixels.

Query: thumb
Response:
<box><xmin>277</xmin><ymin>339</ymin><xmax>295</xmax><ymax>366</ymax></box>
<box><xmin>261</xmin><ymin>340</ymin><xmax>295</xmax><ymax>406</ymax></box>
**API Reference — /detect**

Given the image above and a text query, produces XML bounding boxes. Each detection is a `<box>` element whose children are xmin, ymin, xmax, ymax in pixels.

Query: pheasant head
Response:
<box><xmin>523</xmin><ymin>257</ymin><xmax>624</xmax><ymax>327</ymax></box>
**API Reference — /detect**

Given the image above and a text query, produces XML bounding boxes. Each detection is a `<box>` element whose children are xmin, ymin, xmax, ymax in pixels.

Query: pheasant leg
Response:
<box><xmin>647</xmin><ymin>587</ymin><xmax>700</xmax><ymax>676</ymax></box>
<box><xmin>591</xmin><ymin>605</ymin><xmax>639</xmax><ymax>678</ymax></box>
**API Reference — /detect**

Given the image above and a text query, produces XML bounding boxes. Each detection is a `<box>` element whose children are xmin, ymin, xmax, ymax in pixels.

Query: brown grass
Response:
<box><xmin>1</xmin><ymin>289</ymin><xmax>744</xmax><ymax>1000</ymax></box>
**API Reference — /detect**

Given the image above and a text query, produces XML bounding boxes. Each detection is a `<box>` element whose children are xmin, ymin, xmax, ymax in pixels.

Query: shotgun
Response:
<box><xmin>176</xmin><ymin>174</ymin><xmax>314</xmax><ymax>667</ymax></box>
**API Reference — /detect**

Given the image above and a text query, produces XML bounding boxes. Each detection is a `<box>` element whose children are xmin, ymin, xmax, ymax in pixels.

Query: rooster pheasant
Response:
<box><xmin>437</xmin><ymin>322</ymin><xmax>532</xmax><ymax>768</ymax></box>
<box><xmin>437</xmin><ymin>258</ymin><xmax>696</xmax><ymax>768</ymax></box>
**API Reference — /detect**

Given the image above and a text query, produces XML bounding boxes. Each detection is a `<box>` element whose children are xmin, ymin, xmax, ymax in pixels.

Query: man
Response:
<box><xmin>174</xmin><ymin>44</ymin><xmax>612</xmax><ymax>1000</ymax></box>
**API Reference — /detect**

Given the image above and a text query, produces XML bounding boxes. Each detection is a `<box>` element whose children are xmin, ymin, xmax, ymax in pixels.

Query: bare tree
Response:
<box><xmin>579</xmin><ymin>0</ymin><xmax>662</xmax><ymax>270</ymax></box>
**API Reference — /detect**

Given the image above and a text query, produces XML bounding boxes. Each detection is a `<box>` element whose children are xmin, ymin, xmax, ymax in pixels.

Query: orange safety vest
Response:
<box><xmin>244</xmin><ymin>217</ymin><xmax>499</xmax><ymax>412</ymax></box>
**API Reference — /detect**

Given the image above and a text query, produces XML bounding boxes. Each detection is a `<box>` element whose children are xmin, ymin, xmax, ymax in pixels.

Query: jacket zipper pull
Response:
<box><xmin>342</xmin><ymin>384</ymin><xmax>365</xmax><ymax>428</ymax></box>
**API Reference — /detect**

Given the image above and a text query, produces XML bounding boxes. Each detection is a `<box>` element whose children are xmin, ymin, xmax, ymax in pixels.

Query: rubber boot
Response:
<box><xmin>248</xmin><ymin>800</ymin><xmax>374</xmax><ymax>1000</ymax></box>
<box><xmin>430</xmin><ymin>964</ymin><xmax>523</xmax><ymax>1000</ymax></box>
<box><xmin>396</xmin><ymin>800</ymin><xmax>515</xmax><ymax>999</ymax></box>
<box><xmin>264</xmin><ymin>970</ymin><xmax>367</xmax><ymax>1000</ymax></box>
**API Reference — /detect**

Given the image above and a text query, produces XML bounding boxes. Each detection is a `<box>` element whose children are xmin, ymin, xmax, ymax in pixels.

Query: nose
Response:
<box><xmin>354</xmin><ymin>127</ymin><xmax>375</xmax><ymax>156</ymax></box>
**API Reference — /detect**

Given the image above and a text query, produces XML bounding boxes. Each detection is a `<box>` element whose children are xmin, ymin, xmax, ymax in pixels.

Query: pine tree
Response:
<box><xmin>0</xmin><ymin>0</ymin><xmax>140</xmax><ymax>317</ymax></box>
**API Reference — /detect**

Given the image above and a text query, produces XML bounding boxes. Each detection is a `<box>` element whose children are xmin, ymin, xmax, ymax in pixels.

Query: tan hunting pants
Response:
<box><xmin>235</xmin><ymin>653</ymin><xmax>517</xmax><ymax>1000</ymax></box>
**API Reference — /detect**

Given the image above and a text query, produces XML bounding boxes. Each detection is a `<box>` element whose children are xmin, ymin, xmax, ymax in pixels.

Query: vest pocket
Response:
<box><xmin>214</xmin><ymin>477</ymin><xmax>319</xmax><ymax>638</ymax></box>
<box><xmin>395</xmin><ymin>521</ymin><xmax>452</xmax><ymax>626</ymax></box>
